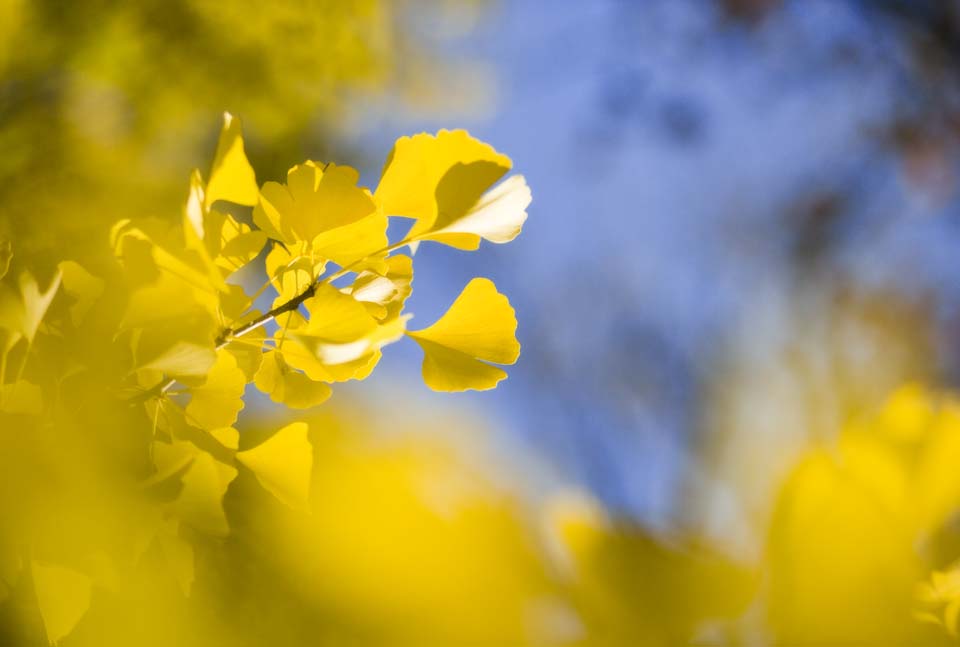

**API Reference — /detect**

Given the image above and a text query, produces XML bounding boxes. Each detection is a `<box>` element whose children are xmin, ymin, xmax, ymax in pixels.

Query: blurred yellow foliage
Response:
<box><xmin>0</xmin><ymin>0</ymin><xmax>487</xmax><ymax>270</ymax></box>
<box><xmin>764</xmin><ymin>384</ymin><xmax>960</xmax><ymax>644</ymax></box>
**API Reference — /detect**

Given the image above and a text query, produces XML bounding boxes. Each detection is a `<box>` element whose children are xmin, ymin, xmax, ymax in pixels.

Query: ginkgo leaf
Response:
<box><xmin>297</xmin><ymin>283</ymin><xmax>378</xmax><ymax>343</ymax></box>
<box><xmin>311</xmin><ymin>208</ymin><xmax>388</xmax><ymax>269</ymax></box>
<box><xmin>137</xmin><ymin>340</ymin><xmax>217</xmax><ymax>377</ymax></box>
<box><xmin>254</xmin><ymin>350</ymin><xmax>332</xmax><ymax>409</ymax></box>
<box><xmin>58</xmin><ymin>261</ymin><xmax>105</xmax><ymax>326</ymax></box>
<box><xmin>185</xmin><ymin>351</ymin><xmax>246</xmax><ymax>430</ymax></box>
<box><xmin>407</xmin><ymin>278</ymin><xmax>520</xmax><ymax>392</ymax></box>
<box><xmin>175</xmin><ymin>451</ymin><xmax>237</xmax><ymax>537</ymax></box>
<box><xmin>237</xmin><ymin>421</ymin><xmax>313</xmax><ymax>510</ymax></box>
<box><xmin>375</xmin><ymin>129</ymin><xmax>512</xmax><ymax>226</ymax></box>
<box><xmin>349</xmin><ymin>254</ymin><xmax>413</xmax><ymax>320</ymax></box>
<box><xmin>223</xmin><ymin>326</ymin><xmax>265</xmax><ymax>381</ymax></box>
<box><xmin>18</xmin><ymin>271</ymin><xmax>61</xmax><ymax>343</ymax></box>
<box><xmin>254</xmin><ymin>161</ymin><xmax>379</xmax><ymax>250</ymax></box>
<box><xmin>414</xmin><ymin>172</ymin><xmax>531</xmax><ymax>250</ymax></box>
<box><xmin>209</xmin><ymin>427</ymin><xmax>240</xmax><ymax>451</ymax></box>
<box><xmin>32</xmin><ymin>561</ymin><xmax>92</xmax><ymax>645</ymax></box>
<box><xmin>217</xmin><ymin>226</ymin><xmax>267</xmax><ymax>276</ymax></box>
<box><xmin>204</xmin><ymin>112</ymin><xmax>258</xmax><ymax>208</ymax></box>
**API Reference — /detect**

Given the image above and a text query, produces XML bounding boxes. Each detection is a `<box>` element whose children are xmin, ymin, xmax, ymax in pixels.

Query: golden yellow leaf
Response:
<box><xmin>298</xmin><ymin>283</ymin><xmax>378</xmax><ymax>343</ymax></box>
<box><xmin>254</xmin><ymin>162</ymin><xmax>380</xmax><ymax>257</ymax></box>
<box><xmin>175</xmin><ymin>451</ymin><xmax>237</xmax><ymax>537</ymax></box>
<box><xmin>204</xmin><ymin>112</ymin><xmax>258</xmax><ymax>209</ymax></box>
<box><xmin>185</xmin><ymin>351</ymin><xmax>246</xmax><ymax>429</ymax></box>
<box><xmin>237</xmin><ymin>421</ymin><xmax>313</xmax><ymax>511</ymax></box>
<box><xmin>32</xmin><ymin>561</ymin><xmax>92</xmax><ymax>645</ymax></box>
<box><xmin>254</xmin><ymin>350</ymin><xmax>332</xmax><ymax>409</ymax></box>
<box><xmin>349</xmin><ymin>254</ymin><xmax>413</xmax><ymax>320</ymax></box>
<box><xmin>417</xmin><ymin>173</ymin><xmax>531</xmax><ymax>250</ymax></box>
<box><xmin>375</xmin><ymin>129</ymin><xmax>511</xmax><ymax>226</ymax></box>
<box><xmin>407</xmin><ymin>278</ymin><xmax>520</xmax><ymax>391</ymax></box>
<box><xmin>17</xmin><ymin>271</ymin><xmax>61</xmax><ymax>343</ymax></box>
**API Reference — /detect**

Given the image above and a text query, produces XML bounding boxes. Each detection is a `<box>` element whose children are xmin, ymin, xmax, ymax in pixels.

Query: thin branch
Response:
<box><xmin>130</xmin><ymin>280</ymin><xmax>318</xmax><ymax>404</ymax></box>
<box><xmin>129</xmin><ymin>235</ymin><xmax>417</xmax><ymax>406</ymax></box>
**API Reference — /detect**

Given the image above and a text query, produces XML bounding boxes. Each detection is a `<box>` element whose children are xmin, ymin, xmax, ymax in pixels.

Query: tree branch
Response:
<box><xmin>130</xmin><ymin>279</ymin><xmax>319</xmax><ymax>404</ymax></box>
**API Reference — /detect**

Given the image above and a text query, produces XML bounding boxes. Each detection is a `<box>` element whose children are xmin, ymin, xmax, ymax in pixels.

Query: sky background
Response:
<box><xmin>320</xmin><ymin>0</ymin><xmax>960</xmax><ymax>540</ymax></box>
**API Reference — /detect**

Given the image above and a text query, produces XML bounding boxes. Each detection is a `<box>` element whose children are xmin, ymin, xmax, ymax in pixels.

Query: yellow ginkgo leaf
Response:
<box><xmin>349</xmin><ymin>254</ymin><xmax>413</xmax><ymax>320</ymax></box>
<box><xmin>18</xmin><ymin>271</ymin><xmax>61</xmax><ymax>343</ymax></box>
<box><xmin>254</xmin><ymin>350</ymin><xmax>332</xmax><ymax>409</ymax></box>
<box><xmin>204</xmin><ymin>112</ymin><xmax>258</xmax><ymax>209</ymax></box>
<box><xmin>375</xmin><ymin>129</ymin><xmax>511</xmax><ymax>226</ymax></box>
<box><xmin>58</xmin><ymin>261</ymin><xmax>104</xmax><ymax>327</ymax></box>
<box><xmin>416</xmin><ymin>172</ymin><xmax>531</xmax><ymax>250</ymax></box>
<box><xmin>407</xmin><ymin>278</ymin><xmax>520</xmax><ymax>392</ymax></box>
<box><xmin>311</xmin><ymin>207</ymin><xmax>388</xmax><ymax>269</ymax></box>
<box><xmin>138</xmin><ymin>340</ymin><xmax>217</xmax><ymax>378</ymax></box>
<box><xmin>275</xmin><ymin>337</ymin><xmax>376</xmax><ymax>384</ymax></box>
<box><xmin>237</xmin><ymin>421</ymin><xmax>313</xmax><ymax>511</ymax></box>
<box><xmin>297</xmin><ymin>283</ymin><xmax>378</xmax><ymax>343</ymax></box>
<box><xmin>254</xmin><ymin>161</ymin><xmax>379</xmax><ymax>250</ymax></box>
<box><xmin>175</xmin><ymin>450</ymin><xmax>237</xmax><ymax>537</ymax></box>
<box><xmin>185</xmin><ymin>351</ymin><xmax>246</xmax><ymax>430</ymax></box>
<box><xmin>32</xmin><ymin>561</ymin><xmax>92</xmax><ymax>646</ymax></box>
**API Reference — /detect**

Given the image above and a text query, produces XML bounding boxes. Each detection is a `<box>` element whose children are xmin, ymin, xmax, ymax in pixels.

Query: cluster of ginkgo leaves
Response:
<box><xmin>0</xmin><ymin>113</ymin><xmax>529</xmax><ymax>645</ymax></box>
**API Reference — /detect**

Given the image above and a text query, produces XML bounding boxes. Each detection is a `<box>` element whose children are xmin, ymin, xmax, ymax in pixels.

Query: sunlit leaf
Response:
<box><xmin>18</xmin><ymin>271</ymin><xmax>61</xmax><ymax>343</ymax></box>
<box><xmin>407</xmin><ymin>278</ymin><xmax>519</xmax><ymax>391</ymax></box>
<box><xmin>254</xmin><ymin>350</ymin><xmax>332</xmax><ymax>409</ymax></box>
<box><xmin>204</xmin><ymin>112</ymin><xmax>258</xmax><ymax>209</ymax></box>
<box><xmin>349</xmin><ymin>254</ymin><xmax>413</xmax><ymax>320</ymax></box>
<box><xmin>254</xmin><ymin>162</ymin><xmax>379</xmax><ymax>255</ymax></box>
<box><xmin>175</xmin><ymin>451</ymin><xmax>237</xmax><ymax>537</ymax></box>
<box><xmin>32</xmin><ymin>561</ymin><xmax>92</xmax><ymax>646</ymax></box>
<box><xmin>417</xmin><ymin>172</ymin><xmax>531</xmax><ymax>250</ymax></box>
<box><xmin>375</xmin><ymin>129</ymin><xmax>511</xmax><ymax>226</ymax></box>
<box><xmin>185</xmin><ymin>351</ymin><xmax>246</xmax><ymax>430</ymax></box>
<box><xmin>237</xmin><ymin>421</ymin><xmax>313</xmax><ymax>511</ymax></box>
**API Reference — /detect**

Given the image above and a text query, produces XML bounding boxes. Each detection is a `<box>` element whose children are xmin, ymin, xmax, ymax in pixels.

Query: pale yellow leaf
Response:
<box><xmin>185</xmin><ymin>351</ymin><xmax>246</xmax><ymax>429</ymax></box>
<box><xmin>237</xmin><ymin>421</ymin><xmax>313</xmax><ymax>511</ymax></box>
<box><xmin>32</xmin><ymin>561</ymin><xmax>92</xmax><ymax>645</ymax></box>
<box><xmin>175</xmin><ymin>451</ymin><xmax>237</xmax><ymax>537</ymax></box>
<box><xmin>407</xmin><ymin>278</ymin><xmax>519</xmax><ymax>392</ymax></box>
<box><xmin>205</xmin><ymin>112</ymin><xmax>258</xmax><ymax>208</ymax></box>
<box><xmin>375</xmin><ymin>129</ymin><xmax>511</xmax><ymax>229</ymax></box>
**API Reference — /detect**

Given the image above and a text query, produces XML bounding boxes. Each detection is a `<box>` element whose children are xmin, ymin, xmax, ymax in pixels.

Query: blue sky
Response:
<box><xmin>335</xmin><ymin>0</ymin><xmax>960</xmax><ymax>531</ymax></box>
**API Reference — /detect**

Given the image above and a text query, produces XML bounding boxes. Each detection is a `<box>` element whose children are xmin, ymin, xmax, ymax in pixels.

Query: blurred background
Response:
<box><xmin>8</xmin><ymin>0</ymin><xmax>960</xmax><ymax>644</ymax></box>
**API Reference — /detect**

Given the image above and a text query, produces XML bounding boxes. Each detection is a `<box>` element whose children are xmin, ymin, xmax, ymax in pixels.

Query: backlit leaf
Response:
<box><xmin>237</xmin><ymin>421</ymin><xmax>313</xmax><ymax>511</ymax></box>
<box><xmin>204</xmin><ymin>112</ymin><xmax>258</xmax><ymax>208</ymax></box>
<box><xmin>32</xmin><ymin>561</ymin><xmax>92</xmax><ymax>645</ymax></box>
<box><xmin>407</xmin><ymin>278</ymin><xmax>519</xmax><ymax>392</ymax></box>
<box><xmin>185</xmin><ymin>351</ymin><xmax>246</xmax><ymax>430</ymax></box>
